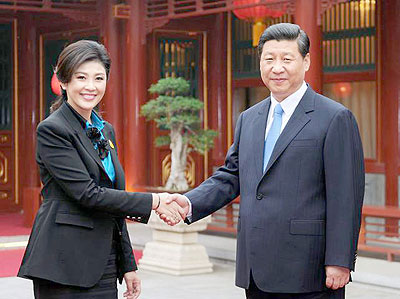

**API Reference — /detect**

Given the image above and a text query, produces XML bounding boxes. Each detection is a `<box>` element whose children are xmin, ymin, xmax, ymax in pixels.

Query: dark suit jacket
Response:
<box><xmin>185</xmin><ymin>87</ymin><xmax>365</xmax><ymax>293</ymax></box>
<box><xmin>18</xmin><ymin>102</ymin><xmax>152</xmax><ymax>287</ymax></box>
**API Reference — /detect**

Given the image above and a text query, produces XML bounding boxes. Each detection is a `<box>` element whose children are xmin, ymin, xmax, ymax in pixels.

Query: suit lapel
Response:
<box><xmin>263</xmin><ymin>87</ymin><xmax>315</xmax><ymax>175</ymax></box>
<box><xmin>59</xmin><ymin>103</ymin><xmax>108</xmax><ymax>176</ymax></box>
<box><xmin>252</xmin><ymin>98</ymin><xmax>271</xmax><ymax>181</ymax></box>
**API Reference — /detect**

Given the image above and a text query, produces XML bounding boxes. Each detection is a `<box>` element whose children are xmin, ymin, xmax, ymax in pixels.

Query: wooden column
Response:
<box><xmin>100</xmin><ymin>0</ymin><xmax>124</xmax><ymax>164</ymax></box>
<box><xmin>124</xmin><ymin>0</ymin><xmax>147</xmax><ymax>190</ymax></box>
<box><xmin>18</xmin><ymin>14</ymin><xmax>40</xmax><ymax>224</ymax></box>
<box><xmin>294</xmin><ymin>0</ymin><xmax>323</xmax><ymax>93</ymax></box>
<box><xmin>208</xmin><ymin>13</ymin><xmax>228</xmax><ymax>170</ymax></box>
<box><xmin>380</xmin><ymin>0</ymin><xmax>400</xmax><ymax>207</ymax></box>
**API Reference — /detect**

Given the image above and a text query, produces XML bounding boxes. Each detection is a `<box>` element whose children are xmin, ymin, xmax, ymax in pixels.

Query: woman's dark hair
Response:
<box><xmin>257</xmin><ymin>23</ymin><xmax>310</xmax><ymax>58</ymax></box>
<box><xmin>50</xmin><ymin>40</ymin><xmax>111</xmax><ymax>113</ymax></box>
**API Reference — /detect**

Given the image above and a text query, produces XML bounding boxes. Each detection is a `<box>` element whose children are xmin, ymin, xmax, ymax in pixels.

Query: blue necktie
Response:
<box><xmin>263</xmin><ymin>104</ymin><xmax>283</xmax><ymax>172</ymax></box>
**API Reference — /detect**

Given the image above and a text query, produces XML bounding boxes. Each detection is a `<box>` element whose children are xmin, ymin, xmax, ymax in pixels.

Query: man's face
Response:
<box><xmin>259</xmin><ymin>39</ymin><xmax>310</xmax><ymax>102</ymax></box>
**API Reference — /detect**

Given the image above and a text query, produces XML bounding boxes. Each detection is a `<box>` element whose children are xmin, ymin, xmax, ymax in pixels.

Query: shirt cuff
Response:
<box><xmin>184</xmin><ymin>195</ymin><xmax>193</xmax><ymax>221</ymax></box>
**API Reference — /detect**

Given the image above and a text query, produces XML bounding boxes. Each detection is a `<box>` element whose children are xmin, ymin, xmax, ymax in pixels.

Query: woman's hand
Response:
<box><xmin>123</xmin><ymin>271</ymin><xmax>141</xmax><ymax>299</ymax></box>
<box><xmin>152</xmin><ymin>193</ymin><xmax>186</xmax><ymax>225</ymax></box>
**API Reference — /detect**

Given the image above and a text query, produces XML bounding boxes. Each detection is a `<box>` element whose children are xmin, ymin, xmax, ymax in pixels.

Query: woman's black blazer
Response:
<box><xmin>18</xmin><ymin>102</ymin><xmax>152</xmax><ymax>287</ymax></box>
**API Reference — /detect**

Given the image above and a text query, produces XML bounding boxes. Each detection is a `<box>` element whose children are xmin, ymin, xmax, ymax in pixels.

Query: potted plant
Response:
<box><xmin>141</xmin><ymin>77</ymin><xmax>217</xmax><ymax>191</ymax></box>
<box><xmin>139</xmin><ymin>77</ymin><xmax>217</xmax><ymax>275</ymax></box>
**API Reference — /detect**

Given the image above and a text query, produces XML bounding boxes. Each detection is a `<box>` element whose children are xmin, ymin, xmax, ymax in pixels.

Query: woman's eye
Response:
<box><xmin>77</xmin><ymin>76</ymin><xmax>85</xmax><ymax>80</ymax></box>
<box><xmin>96</xmin><ymin>77</ymin><xmax>104</xmax><ymax>81</ymax></box>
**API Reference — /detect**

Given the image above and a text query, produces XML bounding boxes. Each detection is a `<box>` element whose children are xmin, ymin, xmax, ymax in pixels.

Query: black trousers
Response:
<box><xmin>33</xmin><ymin>240</ymin><xmax>118</xmax><ymax>299</ymax></box>
<box><xmin>245</xmin><ymin>273</ymin><xmax>345</xmax><ymax>299</ymax></box>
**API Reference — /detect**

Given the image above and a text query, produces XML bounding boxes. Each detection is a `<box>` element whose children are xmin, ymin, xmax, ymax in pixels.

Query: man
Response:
<box><xmin>164</xmin><ymin>23</ymin><xmax>365</xmax><ymax>298</ymax></box>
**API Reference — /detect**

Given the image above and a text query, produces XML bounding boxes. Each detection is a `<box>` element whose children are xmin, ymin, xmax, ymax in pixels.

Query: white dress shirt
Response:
<box><xmin>265</xmin><ymin>81</ymin><xmax>308</xmax><ymax>139</ymax></box>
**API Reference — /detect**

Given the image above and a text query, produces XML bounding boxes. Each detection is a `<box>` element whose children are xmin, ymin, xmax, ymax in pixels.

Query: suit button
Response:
<box><xmin>256</xmin><ymin>194</ymin><xmax>263</xmax><ymax>200</ymax></box>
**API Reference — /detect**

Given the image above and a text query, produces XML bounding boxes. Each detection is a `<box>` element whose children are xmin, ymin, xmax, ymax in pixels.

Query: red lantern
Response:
<box><xmin>233</xmin><ymin>0</ymin><xmax>285</xmax><ymax>47</ymax></box>
<box><xmin>333</xmin><ymin>82</ymin><xmax>353</xmax><ymax>99</ymax></box>
<box><xmin>51</xmin><ymin>73</ymin><xmax>62</xmax><ymax>96</ymax></box>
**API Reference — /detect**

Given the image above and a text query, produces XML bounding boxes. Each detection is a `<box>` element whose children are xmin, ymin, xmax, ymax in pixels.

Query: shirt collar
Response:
<box><xmin>64</xmin><ymin>101</ymin><xmax>105</xmax><ymax>131</ymax></box>
<box><xmin>270</xmin><ymin>81</ymin><xmax>308</xmax><ymax>116</ymax></box>
<box><xmin>86</xmin><ymin>110</ymin><xmax>105</xmax><ymax>131</ymax></box>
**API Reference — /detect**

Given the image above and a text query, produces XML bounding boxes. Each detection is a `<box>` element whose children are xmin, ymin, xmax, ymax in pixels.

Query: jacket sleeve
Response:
<box><xmin>116</xmin><ymin>219</ymin><xmax>137</xmax><ymax>284</ymax></box>
<box><xmin>323</xmin><ymin>108</ymin><xmax>365</xmax><ymax>270</ymax></box>
<box><xmin>185</xmin><ymin>113</ymin><xmax>242</xmax><ymax>223</ymax></box>
<box><xmin>37</xmin><ymin>120</ymin><xmax>152</xmax><ymax>221</ymax></box>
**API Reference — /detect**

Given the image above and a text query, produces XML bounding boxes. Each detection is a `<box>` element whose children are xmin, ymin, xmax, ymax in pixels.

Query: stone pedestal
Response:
<box><xmin>139</xmin><ymin>212</ymin><xmax>213</xmax><ymax>275</ymax></box>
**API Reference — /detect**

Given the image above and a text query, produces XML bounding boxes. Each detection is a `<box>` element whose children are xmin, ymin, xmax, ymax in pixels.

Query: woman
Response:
<box><xmin>18</xmin><ymin>40</ymin><xmax>183</xmax><ymax>299</ymax></box>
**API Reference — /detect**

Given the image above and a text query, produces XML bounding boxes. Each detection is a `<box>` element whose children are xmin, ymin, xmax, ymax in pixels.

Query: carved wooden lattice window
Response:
<box><xmin>0</xmin><ymin>23</ymin><xmax>12</xmax><ymax>130</ymax></box>
<box><xmin>158</xmin><ymin>37</ymin><xmax>199</xmax><ymax>188</ymax></box>
<box><xmin>159</xmin><ymin>37</ymin><xmax>198</xmax><ymax>97</ymax></box>
<box><xmin>322</xmin><ymin>0</ymin><xmax>376</xmax><ymax>73</ymax></box>
<box><xmin>232</xmin><ymin>14</ymin><xmax>292</xmax><ymax>79</ymax></box>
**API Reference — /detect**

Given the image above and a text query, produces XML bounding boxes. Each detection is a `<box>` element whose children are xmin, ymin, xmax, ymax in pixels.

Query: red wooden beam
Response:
<box><xmin>323</xmin><ymin>70</ymin><xmax>376</xmax><ymax>83</ymax></box>
<box><xmin>116</xmin><ymin>0</ymin><xmax>293</xmax><ymax>20</ymax></box>
<box><xmin>362</xmin><ymin>205</ymin><xmax>400</xmax><ymax>219</ymax></box>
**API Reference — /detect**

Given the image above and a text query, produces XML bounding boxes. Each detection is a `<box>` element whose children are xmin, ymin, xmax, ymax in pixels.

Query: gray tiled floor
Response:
<box><xmin>2</xmin><ymin>262</ymin><xmax>400</xmax><ymax>299</ymax></box>
<box><xmin>2</xmin><ymin>220</ymin><xmax>400</xmax><ymax>298</ymax></box>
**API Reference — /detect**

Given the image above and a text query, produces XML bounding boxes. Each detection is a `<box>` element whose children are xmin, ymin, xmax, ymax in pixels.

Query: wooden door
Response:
<box><xmin>148</xmin><ymin>30</ymin><xmax>206</xmax><ymax>188</ymax></box>
<box><xmin>0</xmin><ymin>22</ymin><xmax>15</xmax><ymax>212</ymax></box>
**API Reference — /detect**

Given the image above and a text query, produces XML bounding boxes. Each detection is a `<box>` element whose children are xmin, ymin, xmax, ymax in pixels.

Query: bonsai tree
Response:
<box><xmin>141</xmin><ymin>77</ymin><xmax>217</xmax><ymax>191</ymax></box>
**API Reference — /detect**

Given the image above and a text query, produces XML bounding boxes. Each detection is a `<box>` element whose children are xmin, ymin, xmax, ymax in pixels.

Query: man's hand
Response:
<box><xmin>325</xmin><ymin>265</ymin><xmax>350</xmax><ymax>290</ymax></box>
<box><xmin>123</xmin><ymin>271</ymin><xmax>141</xmax><ymax>299</ymax></box>
<box><xmin>166</xmin><ymin>193</ymin><xmax>190</xmax><ymax>215</ymax></box>
<box><xmin>156</xmin><ymin>193</ymin><xmax>190</xmax><ymax>225</ymax></box>
<box><xmin>154</xmin><ymin>193</ymin><xmax>186</xmax><ymax>225</ymax></box>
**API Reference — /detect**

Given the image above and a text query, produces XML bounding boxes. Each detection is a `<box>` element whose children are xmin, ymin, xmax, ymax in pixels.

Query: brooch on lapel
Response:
<box><xmin>86</xmin><ymin>127</ymin><xmax>110</xmax><ymax>160</ymax></box>
<box><xmin>86</xmin><ymin>127</ymin><xmax>101</xmax><ymax>141</ymax></box>
<box><xmin>97</xmin><ymin>139</ymin><xmax>110</xmax><ymax>159</ymax></box>
<box><xmin>109</xmin><ymin>140</ymin><xmax>115</xmax><ymax>149</ymax></box>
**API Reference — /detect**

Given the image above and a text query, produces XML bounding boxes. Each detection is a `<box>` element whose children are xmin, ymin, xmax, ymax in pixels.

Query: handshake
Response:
<box><xmin>151</xmin><ymin>193</ymin><xmax>190</xmax><ymax>226</ymax></box>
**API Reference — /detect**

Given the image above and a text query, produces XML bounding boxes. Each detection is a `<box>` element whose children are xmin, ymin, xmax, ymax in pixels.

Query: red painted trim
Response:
<box><xmin>18</xmin><ymin>15</ymin><xmax>40</xmax><ymax>214</ymax></box>
<box><xmin>362</xmin><ymin>205</ymin><xmax>400</xmax><ymax>218</ymax></box>
<box><xmin>379</xmin><ymin>0</ymin><xmax>400</xmax><ymax>207</ymax></box>
<box><xmin>294</xmin><ymin>0</ymin><xmax>322</xmax><ymax>93</ymax></box>
<box><xmin>323</xmin><ymin>71</ymin><xmax>376</xmax><ymax>83</ymax></box>
<box><xmin>233</xmin><ymin>78</ymin><xmax>264</xmax><ymax>88</ymax></box>
<box><xmin>208</xmin><ymin>13</ymin><xmax>228</xmax><ymax>172</ymax></box>
<box><xmin>145</xmin><ymin>0</ymin><xmax>290</xmax><ymax>22</ymax></box>
<box><xmin>124</xmin><ymin>0</ymin><xmax>148</xmax><ymax>189</ymax></box>
<box><xmin>100</xmin><ymin>0</ymin><xmax>124</xmax><ymax>165</ymax></box>
<box><xmin>365</xmin><ymin>160</ymin><xmax>385</xmax><ymax>174</ymax></box>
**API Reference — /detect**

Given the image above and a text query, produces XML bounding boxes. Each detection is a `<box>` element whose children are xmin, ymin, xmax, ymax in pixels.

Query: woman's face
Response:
<box><xmin>61</xmin><ymin>60</ymin><xmax>107</xmax><ymax>121</ymax></box>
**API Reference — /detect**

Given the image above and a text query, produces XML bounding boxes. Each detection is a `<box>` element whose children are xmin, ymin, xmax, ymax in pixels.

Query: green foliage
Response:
<box><xmin>148</xmin><ymin>77</ymin><xmax>190</xmax><ymax>96</ymax></box>
<box><xmin>141</xmin><ymin>77</ymin><xmax>217</xmax><ymax>155</ymax></box>
<box><xmin>189</xmin><ymin>130</ymin><xmax>218</xmax><ymax>155</ymax></box>
<box><xmin>155</xmin><ymin>135</ymin><xmax>171</xmax><ymax>147</ymax></box>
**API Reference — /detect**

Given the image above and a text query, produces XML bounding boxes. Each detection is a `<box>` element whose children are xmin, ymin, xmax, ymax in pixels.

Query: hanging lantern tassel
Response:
<box><xmin>252</xmin><ymin>19</ymin><xmax>266</xmax><ymax>47</ymax></box>
<box><xmin>51</xmin><ymin>73</ymin><xmax>62</xmax><ymax>96</ymax></box>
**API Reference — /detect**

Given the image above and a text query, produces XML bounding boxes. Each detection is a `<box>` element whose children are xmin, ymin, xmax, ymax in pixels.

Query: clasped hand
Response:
<box><xmin>153</xmin><ymin>193</ymin><xmax>189</xmax><ymax>226</ymax></box>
